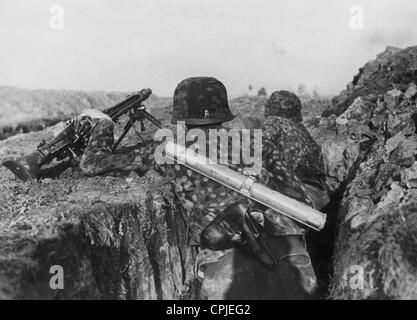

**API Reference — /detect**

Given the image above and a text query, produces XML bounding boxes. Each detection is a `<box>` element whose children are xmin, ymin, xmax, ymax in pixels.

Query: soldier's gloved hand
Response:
<box><xmin>263</xmin><ymin>208</ymin><xmax>306</xmax><ymax>236</ymax></box>
<box><xmin>78</xmin><ymin>109</ymin><xmax>112</xmax><ymax>122</ymax></box>
<box><xmin>53</xmin><ymin>109</ymin><xmax>111</xmax><ymax>138</ymax></box>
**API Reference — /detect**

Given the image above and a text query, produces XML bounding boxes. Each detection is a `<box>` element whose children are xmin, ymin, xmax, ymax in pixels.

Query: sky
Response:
<box><xmin>1</xmin><ymin>0</ymin><xmax>417</xmax><ymax>97</ymax></box>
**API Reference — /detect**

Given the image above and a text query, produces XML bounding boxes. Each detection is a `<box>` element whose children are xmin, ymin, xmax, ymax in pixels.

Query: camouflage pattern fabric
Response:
<box><xmin>171</xmin><ymin>77</ymin><xmax>235</xmax><ymax>125</ymax></box>
<box><xmin>80</xmin><ymin>118</ymin><xmax>146</xmax><ymax>175</ymax></box>
<box><xmin>77</xmin><ymin>117</ymin><xmax>318</xmax><ymax>240</ymax></box>
<box><xmin>167</xmin><ymin>79</ymin><xmax>319</xmax><ymax>297</ymax></box>
<box><xmin>265</xmin><ymin>90</ymin><xmax>303</xmax><ymax>122</ymax></box>
<box><xmin>262</xmin><ymin>116</ymin><xmax>327</xmax><ymax>194</ymax></box>
<box><xmin>157</xmin><ymin>126</ymin><xmax>312</xmax><ymax>245</ymax></box>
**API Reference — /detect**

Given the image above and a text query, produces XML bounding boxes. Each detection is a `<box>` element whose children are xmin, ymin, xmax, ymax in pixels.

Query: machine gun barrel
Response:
<box><xmin>164</xmin><ymin>141</ymin><xmax>326</xmax><ymax>231</ymax></box>
<box><xmin>103</xmin><ymin>88</ymin><xmax>152</xmax><ymax>121</ymax></box>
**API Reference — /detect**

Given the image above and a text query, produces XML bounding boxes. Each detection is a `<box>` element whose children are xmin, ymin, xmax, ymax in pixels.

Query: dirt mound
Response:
<box><xmin>323</xmin><ymin>46</ymin><xmax>417</xmax><ymax>117</ymax></box>
<box><xmin>0</xmin><ymin>128</ymin><xmax>197</xmax><ymax>299</ymax></box>
<box><xmin>307</xmin><ymin>81</ymin><xmax>417</xmax><ymax>299</ymax></box>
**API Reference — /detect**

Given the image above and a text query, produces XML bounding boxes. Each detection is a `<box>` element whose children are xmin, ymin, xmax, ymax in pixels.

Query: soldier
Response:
<box><xmin>224</xmin><ymin>89</ymin><xmax>328</xmax><ymax>209</ymax></box>
<box><xmin>75</xmin><ymin>108</ymin><xmax>153</xmax><ymax>176</ymax></box>
<box><xmin>262</xmin><ymin>90</ymin><xmax>329</xmax><ymax>210</ymax></box>
<box><xmin>162</xmin><ymin>77</ymin><xmax>322</xmax><ymax>299</ymax></box>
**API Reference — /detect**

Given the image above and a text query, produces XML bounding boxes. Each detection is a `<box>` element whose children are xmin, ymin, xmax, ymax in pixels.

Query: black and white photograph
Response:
<box><xmin>1</xmin><ymin>0</ymin><xmax>417</xmax><ymax>304</ymax></box>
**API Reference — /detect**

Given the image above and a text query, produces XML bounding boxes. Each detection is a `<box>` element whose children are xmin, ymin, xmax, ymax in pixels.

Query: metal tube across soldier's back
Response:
<box><xmin>164</xmin><ymin>140</ymin><xmax>326</xmax><ymax>231</ymax></box>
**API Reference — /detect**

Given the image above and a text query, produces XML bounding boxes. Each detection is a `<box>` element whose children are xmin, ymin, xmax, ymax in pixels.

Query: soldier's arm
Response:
<box><xmin>78</xmin><ymin>109</ymin><xmax>113</xmax><ymax>122</ymax></box>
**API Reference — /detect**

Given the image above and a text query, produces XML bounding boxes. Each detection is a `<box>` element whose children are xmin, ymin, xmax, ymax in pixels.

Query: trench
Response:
<box><xmin>306</xmin><ymin>192</ymin><xmax>340</xmax><ymax>298</ymax></box>
<box><xmin>306</xmin><ymin>130</ymin><xmax>380</xmax><ymax>299</ymax></box>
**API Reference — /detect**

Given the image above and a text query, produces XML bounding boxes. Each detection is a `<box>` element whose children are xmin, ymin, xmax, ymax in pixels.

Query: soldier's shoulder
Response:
<box><xmin>263</xmin><ymin>116</ymin><xmax>313</xmax><ymax>134</ymax></box>
<box><xmin>262</xmin><ymin>116</ymin><xmax>298</xmax><ymax>135</ymax></box>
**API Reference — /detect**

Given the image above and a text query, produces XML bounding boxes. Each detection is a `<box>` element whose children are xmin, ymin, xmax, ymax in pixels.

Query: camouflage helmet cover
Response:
<box><xmin>265</xmin><ymin>90</ymin><xmax>302</xmax><ymax>122</ymax></box>
<box><xmin>172</xmin><ymin>77</ymin><xmax>235</xmax><ymax>125</ymax></box>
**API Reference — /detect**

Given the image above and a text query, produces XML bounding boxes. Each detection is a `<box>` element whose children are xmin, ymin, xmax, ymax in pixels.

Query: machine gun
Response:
<box><xmin>104</xmin><ymin>89</ymin><xmax>162</xmax><ymax>151</ymax></box>
<box><xmin>3</xmin><ymin>88</ymin><xmax>162</xmax><ymax>181</ymax></box>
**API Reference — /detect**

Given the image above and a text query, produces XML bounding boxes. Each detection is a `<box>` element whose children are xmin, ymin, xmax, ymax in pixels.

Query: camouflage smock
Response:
<box><xmin>262</xmin><ymin>116</ymin><xmax>327</xmax><ymax>192</ymax></box>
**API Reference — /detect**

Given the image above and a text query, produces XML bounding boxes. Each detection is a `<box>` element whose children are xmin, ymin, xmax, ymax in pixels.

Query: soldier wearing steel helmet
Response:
<box><xmin>163</xmin><ymin>77</ymin><xmax>320</xmax><ymax>299</ymax></box>
<box><xmin>76</xmin><ymin>109</ymin><xmax>151</xmax><ymax>176</ymax></box>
